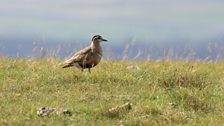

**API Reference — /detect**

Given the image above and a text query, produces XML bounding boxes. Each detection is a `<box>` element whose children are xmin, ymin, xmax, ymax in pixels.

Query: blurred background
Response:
<box><xmin>0</xmin><ymin>0</ymin><xmax>224</xmax><ymax>60</ymax></box>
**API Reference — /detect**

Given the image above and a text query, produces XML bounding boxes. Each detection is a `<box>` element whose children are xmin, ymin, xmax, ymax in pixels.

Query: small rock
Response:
<box><xmin>113</xmin><ymin>120</ymin><xmax>124</xmax><ymax>126</ymax></box>
<box><xmin>126</xmin><ymin>65</ymin><xmax>141</xmax><ymax>70</ymax></box>
<box><xmin>61</xmin><ymin>109</ymin><xmax>72</xmax><ymax>116</ymax></box>
<box><xmin>109</xmin><ymin>102</ymin><xmax>132</xmax><ymax>114</ymax></box>
<box><xmin>37</xmin><ymin>107</ymin><xmax>55</xmax><ymax>116</ymax></box>
<box><xmin>168</xmin><ymin>102</ymin><xmax>177</xmax><ymax>107</ymax></box>
<box><xmin>37</xmin><ymin>107</ymin><xmax>72</xmax><ymax>117</ymax></box>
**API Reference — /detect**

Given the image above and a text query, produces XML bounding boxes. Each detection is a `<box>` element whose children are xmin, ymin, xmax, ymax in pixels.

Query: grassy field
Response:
<box><xmin>0</xmin><ymin>57</ymin><xmax>224</xmax><ymax>126</ymax></box>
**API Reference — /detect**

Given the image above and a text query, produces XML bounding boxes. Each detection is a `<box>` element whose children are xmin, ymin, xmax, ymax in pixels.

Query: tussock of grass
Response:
<box><xmin>169</xmin><ymin>89</ymin><xmax>213</xmax><ymax>113</ymax></box>
<box><xmin>0</xmin><ymin>58</ymin><xmax>224</xmax><ymax>125</ymax></box>
<box><xmin>158</xmin><ymin>64</ymin><xmax>211</xmax><ymax>89</ymax></box>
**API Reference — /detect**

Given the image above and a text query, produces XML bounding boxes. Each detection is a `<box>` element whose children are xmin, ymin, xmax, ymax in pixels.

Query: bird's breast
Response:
<box><xmin>78</xmin><ymin>53</ymin><xmax>102</xmax><ymax>69</ymax></box>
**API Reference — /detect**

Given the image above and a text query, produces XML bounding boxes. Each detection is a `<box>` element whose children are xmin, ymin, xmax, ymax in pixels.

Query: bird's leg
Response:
<box><xmin>88</xmin><ymin>68</ymin><xmax>91</xmax><ymax>73</ymax></box>
<box><xmin>81</xmin><ymin>61</ymin><xmax>85</xmax><ymax>72</ymax></box>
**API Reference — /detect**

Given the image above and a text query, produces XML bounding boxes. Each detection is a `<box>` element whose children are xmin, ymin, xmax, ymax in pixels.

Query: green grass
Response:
<box><xmin>0</xmin><ymin>57</ymin><xmax>224</xmax><ymax>125</ymax></box>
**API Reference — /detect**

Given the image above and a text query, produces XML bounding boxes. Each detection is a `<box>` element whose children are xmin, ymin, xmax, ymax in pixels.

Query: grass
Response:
<box><xmin>0</xmin><ymin>57</ymin><xmax>224</xmax><ymax>125</ymax></box>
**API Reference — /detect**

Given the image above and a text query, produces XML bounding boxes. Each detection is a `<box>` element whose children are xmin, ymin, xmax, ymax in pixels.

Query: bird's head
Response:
<box><xmin>92</xmin><ymin>35</ymin><xmax>107</xmax><ymax>43</ymax></box>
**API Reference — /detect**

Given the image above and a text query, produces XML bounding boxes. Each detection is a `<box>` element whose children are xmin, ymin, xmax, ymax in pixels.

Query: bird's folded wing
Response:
<box><xmin>62</xmin><ymin>46</ymin><xmax>92</xmax><ymax>68</ymax></box>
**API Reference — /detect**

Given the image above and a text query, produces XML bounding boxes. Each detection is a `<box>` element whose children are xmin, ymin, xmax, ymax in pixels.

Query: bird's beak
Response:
<box><xmin>101</xmin><ymin>38</ymin><xmax>108</xmax><ymax>42</ymax></box>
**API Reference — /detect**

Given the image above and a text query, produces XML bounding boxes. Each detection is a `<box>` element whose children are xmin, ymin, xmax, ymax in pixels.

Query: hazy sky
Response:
<box><xmin>0</xmin><ymin>0</ymin><xmax>224</xmax><ymax>43</ymax></box>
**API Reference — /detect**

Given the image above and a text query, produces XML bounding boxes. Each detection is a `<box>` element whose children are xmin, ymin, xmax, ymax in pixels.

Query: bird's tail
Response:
<box><xmin>62</xmin><ymin>64</ymin><xmax>73</xmax><ymax>68</ymax></box>
<box><xmin>58</xmin><ymin>61</ymin><xmax>72</xmax><ymax>68</ymax></box>
<box><xmin>59</xmin><ymin>59</ymin><xmax>75</xmax><ymax>68</ymax></box>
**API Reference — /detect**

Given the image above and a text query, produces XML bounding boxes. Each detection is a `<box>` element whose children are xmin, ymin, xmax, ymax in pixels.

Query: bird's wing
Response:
<box><xmin>62</xmin><ymin>46</ymin><xmax>92</xmax><ymax>68</ymax></box>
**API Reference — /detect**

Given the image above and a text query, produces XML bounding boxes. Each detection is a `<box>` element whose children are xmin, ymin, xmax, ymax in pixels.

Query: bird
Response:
<box><xmin>61</xmin><ymin>35</ymin><xmax>107</xmax><ymax>72</ymax></box>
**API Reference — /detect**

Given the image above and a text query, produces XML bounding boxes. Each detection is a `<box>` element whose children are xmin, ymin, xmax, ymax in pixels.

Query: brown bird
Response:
<box><xmin>62</xmin><ymin>35</ymin><xmax>107</xmax><ymax>72</ymax></box>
